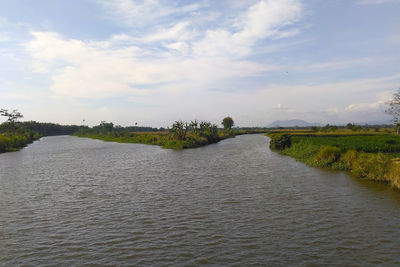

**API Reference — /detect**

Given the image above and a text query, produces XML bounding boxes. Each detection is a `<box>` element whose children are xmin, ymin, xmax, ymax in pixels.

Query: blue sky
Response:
<box><xmin>0</xmin><ymin>0</ymin><xmax>399</xmax><ymax>127</ymax></box>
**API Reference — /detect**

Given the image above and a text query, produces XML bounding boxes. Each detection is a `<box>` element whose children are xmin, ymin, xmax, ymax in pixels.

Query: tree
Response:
<box><xmin>190</xmin><ymin>120</ymin><xmax>199</xmax><ymax>135</ymax></box>
<box><xmin>386</xmin><ymin>88</ymin><xmax>400</xmax><ymax>134</ymax></box>
<box><xmin>0</xmin><ymin>109</ymin><xmax>23</xmax><ymax>134</ymax></box>
<box><xmin>222</xmin><ymin>116</ymin><xmax>234</xmax><ymax>130</ymax></box>
<box><xmin>171</xmin><ymin>121</ymin><xmax>187</xmax><ymax>140</ymax></box>
<box><xmin>346</xmin><ymin>123</ymin><xmax>354</xmax><ymax>130</ymax></box>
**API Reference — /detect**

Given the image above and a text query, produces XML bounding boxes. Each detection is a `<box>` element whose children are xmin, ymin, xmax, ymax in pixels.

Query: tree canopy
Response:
<box><xmin>0</xmin><ymin>109</ymin><xmax>23</xmax><ymax>134</ymax></box>
<box><xmin>386</xmin><ymin>88</ymin><xmax>400</xmax><ymax>134</ymax></box>
<box><xmin>386</xmin><ymin>88</ymin><xmax>400</xmax><ymax>122</ymax></box>
<box><xmin>222</xmin><ymin>116</ymin><xmax>234</xmax><ymax>130</ymax></box>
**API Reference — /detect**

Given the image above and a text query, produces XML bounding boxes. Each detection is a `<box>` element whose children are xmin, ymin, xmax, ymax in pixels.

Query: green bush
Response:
<box><xmin>343</xmin><ymin>150</ymin><xmax>357</xmax><ymax>168</ymax></box>
<box><xmin>314</xmin><ymin>145</ymin><xmax>341</xmax><ymax>167</ymax></box>
<box><xmin>0</xmin><ymin>131</ymin><xmax>39</xmax><ymax>153</ymax></box>
<box><xmin>269</xmin><ymin>134</ymin><xmax>292</xmax><ymax>150</ymax></box>
<box><xmin>350</xmin><ymin>153</ymin><xmax>392</xmax><ymax>182</ymax></box>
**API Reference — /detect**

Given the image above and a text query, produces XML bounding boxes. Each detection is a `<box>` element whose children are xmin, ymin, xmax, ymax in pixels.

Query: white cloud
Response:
<box><xmin>96</xmin><ymin>0</ymin><xmax>302</xmax><ymax>59</ymax></box>
<box><xmin>193</xmin><ymin>0</ymin><xmax>302</xmax><ymax>58</ymax></box>
<box><xmin>139</xmin><ymin>22</ymin><xmax>192</xmax><ymax>42</ymax></box>
<box><xmin>0</xmin><ymin>33</ymin><xmax>10</xmax><ymax>43</ymax></box>
<box><xmin>357</xmin><ymin>0</ymin><xmax>400</xmax><ymax>5</ymax></box>
<box><xmin>25</xmin><ymin>31</ymin><xmax>276</xmax><ymax>99</ymax></box>
<box><xmin>344</xmin><ymin>101</ymin><xmax>386</xmax><ymax>112</ymax></box>
<box><xmin>96</xmin><ymin>0</ymin><xmax>201</xmax><ymax>27</ymax></box>
<box><xmin>24</xmin><ymin>1</ymin><xmax>302</xmax><ymax>100</ymax></box>
<box><xmin>234</xmin><ymin>0</ymin><xmax>301</xmax><ymax>40</ymax></box>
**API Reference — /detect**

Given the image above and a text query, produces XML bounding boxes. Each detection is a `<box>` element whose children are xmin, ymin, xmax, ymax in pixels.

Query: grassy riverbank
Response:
<box><xmin>267</xmin><ymin>130</ymin><xmax>400</xmax><ymax>189</ymax></box>
<box><xmin>75</xmin><ymin>130</ymin><xmax>236</xmax><ymax>150</ymax></box>
<box><xmin>0</xmin><ymin>132</ymin><xmax>40</xmax><ymax>153</ymax></box>
<box><xmin>0</xmin><ymin>121</ymin><xmax>85</xmax><ymax>154</ymax></box>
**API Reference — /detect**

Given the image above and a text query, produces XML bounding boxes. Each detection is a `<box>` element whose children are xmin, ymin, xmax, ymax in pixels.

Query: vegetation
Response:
<box><xmin>75</xmin><ymin>118</ymin><xmax>236</xmax><ymax>150</ymax></box>
<box><xmin>0</xmin><ymin>109</ymin><xmax>23</xmax><ymax>134</ymax></box>
<box><xmin>0</xmin><ymin>109</ymin><xmax>84</xmax><ymax>153</ymax></box>
<box><xmin>222</xmin><ymin>116</ymin><xmax>234</xmax><ymax>130</ymax></box>
<box><xmin>0</xmin><ymin>131</ymin><xmax>40</xmax><ymax>153</ymax></box>
<box><xmin>269</xmin><ymin>134</ymin><xmax>292</xmax><ymax>150</ymax></box>
<box><xmin>385</xmin><ymin>88</ymin><xmax>400</xmax><ymax>134</ymax></box>
<box><xmin>0</xmin><ymin>109</ymin><xmax>38</xmax><ymax>153</ymax></box>
<box><xmin>267</xmin><ymin>128</ymin><xmax>400</xmax><ymax>189</ymax></box>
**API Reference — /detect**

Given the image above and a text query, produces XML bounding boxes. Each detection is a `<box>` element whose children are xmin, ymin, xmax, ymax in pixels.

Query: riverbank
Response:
<box><xmin>0</xmin><ymin>132</ymin><xmax>40</xmax><ymax>153</ymax></box>
<box><xmin>74</xmin><ymin>130</ymin><xmax>236</xmax><ymax>150</ymax></box>
<box><xmin>267</xmin><ymin>130</ymin><xmax>400</xmax><ymax>189</ymax></box>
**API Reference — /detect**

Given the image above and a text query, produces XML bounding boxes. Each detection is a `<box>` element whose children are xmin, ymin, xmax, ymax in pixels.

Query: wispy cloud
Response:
<box><xmin>357</xmin><ymin>0</ymin><xmax>400</xmax><ymax>5</ymax></box>
<box><xmin>6</xmin><ymin>0</ymin><xmax>397</xmax><ymax>126</ymax></box>
<box><xmin>25</xmin><ymin>1</ymin><xmax>301</xmax><ymax>100</ymax></box>
<box><xmin>96</xmin><ymin>0</ymin><xmax>202</xmax><ymax>28</ymax></box>
<box><xmin>25</xmin><ymin>31</ymin><xmax>277</xmax><ymax>99</ymax></box>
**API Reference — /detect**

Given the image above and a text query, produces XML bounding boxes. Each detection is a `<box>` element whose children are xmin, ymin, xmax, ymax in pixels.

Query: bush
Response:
<box><xmin>350</xmin><ymin>153</ymin><xmax>391</xmax><ymax>182</ymax></box>
<box><xmin>314</xmin><ymin>145</ymin><xmax>341</xmax><ymax>167</ymax></box>
<box><xmin>0</xmin><ymin>131</ymin><xmax>39</xmax><ymax>153</ymax></box>
<box><xmin>269</xmin><ymin>134</ymin><xmax>292</xmax><ymax>150</ymax></box>
<box><xmin>387</xmin><ymin>162</ymin><xmax>400</xmax><ymax>188</ymax></box>
<box><xmin>343</xmin><ymin>150</ymin><xmax>357</xmax><ymax>168</ymax></box>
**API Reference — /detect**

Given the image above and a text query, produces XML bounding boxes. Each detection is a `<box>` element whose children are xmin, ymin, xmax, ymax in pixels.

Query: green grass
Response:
<box><xmin>290</xmin><ymin>134</ymin><xmax>400</xmax><ymax>153</ymax></box>
<box><xmin>267</xmin><ymin>131</ymin><xmax>400</xmax><ymax>190</ymax></box>
<box><xmin>74</xmin><ymin>131</ymin><xmax>234</xmax><ymax>150</ymax></box>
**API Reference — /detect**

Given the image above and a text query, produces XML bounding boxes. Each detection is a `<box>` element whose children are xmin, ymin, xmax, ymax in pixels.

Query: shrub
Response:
<box><xmin>387</xmin><ymin>162</ymin><xmax>400</xmax><ymax>188</ymax></box>
<box><xmin>343</xmin><ymin>150</ymin><xmax>358</xmax><ymax>168</ymax></box>
<box><xmin>269</xmin><ymin>134</ymin><xmax>292</xmax><ymax>150</ymax></box>
<box><xmin>350</xmin><ymin>153</ymin><xmax>391</xmax><ymax>182</ymax></box>
<box><xmin>314</xmin><ymin>145</ymin><xmax>341</xmax><ymax>167</ymax></box>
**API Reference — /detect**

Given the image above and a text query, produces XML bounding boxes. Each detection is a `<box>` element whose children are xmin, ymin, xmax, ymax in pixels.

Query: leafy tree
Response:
<box><xmin>386</xmin><ymin>88</ymin><xmax>400</xmax><ymax>134</ymax></box>
<box><xmin>0</xmin><ymin>109</ymin><xmax>23</xmax><ymax>134</ymax></box>
<box><xmin>222</xmin><ymin>116</ymin><xmax>234</xmax><ymax>130</ymax></box>
<box><xmin>171</xmin><ymin>121</ymin><xmax>187</xmax><ymax>140</ymax></box>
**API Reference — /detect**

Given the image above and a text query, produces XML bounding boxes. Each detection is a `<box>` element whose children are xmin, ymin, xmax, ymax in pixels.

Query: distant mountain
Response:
<box><xmin>267</xmin><ymin>119</ymin><xmax>322</xmax><ymax>128</ymax></box>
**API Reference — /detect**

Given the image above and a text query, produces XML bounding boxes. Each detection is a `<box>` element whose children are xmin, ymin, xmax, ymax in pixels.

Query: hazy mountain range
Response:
<box><xmin>267</xmin><ymin>120</ymin><xmax>322</xmax><ymax>128</ymax></box>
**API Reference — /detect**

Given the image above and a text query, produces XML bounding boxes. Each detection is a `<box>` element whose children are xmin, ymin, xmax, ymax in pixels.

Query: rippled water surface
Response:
<box><xmin>1</xmin><ymin>135</ymin><xmax>400</xmax><ymax>266</ymax></box>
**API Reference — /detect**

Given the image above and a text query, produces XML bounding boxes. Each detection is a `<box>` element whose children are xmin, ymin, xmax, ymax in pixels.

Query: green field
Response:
<box><xmin>268</xmin><ymin>131</ymin><xmax>400</xmax><ymax>189</ymax></box>
<box><xmin>290</xmin><ymin>134</ymin><xmax>400</xmax><ymax>153</ymax></box>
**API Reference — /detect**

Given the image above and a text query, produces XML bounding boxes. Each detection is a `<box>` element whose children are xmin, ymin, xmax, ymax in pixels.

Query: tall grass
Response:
<box><xmin>267</xmin><ymin>131</ymin><xmax>400</xmax><ymax>190</ymax></box>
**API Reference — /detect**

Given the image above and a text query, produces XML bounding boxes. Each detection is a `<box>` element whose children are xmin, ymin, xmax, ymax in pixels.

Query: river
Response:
<box><xmin>1</xmin><ymin>134</ymin><xmax>400</xmax><ymax>266</ymax></box>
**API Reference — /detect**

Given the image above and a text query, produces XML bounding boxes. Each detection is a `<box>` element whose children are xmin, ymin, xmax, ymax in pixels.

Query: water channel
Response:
<box><xmin>1</xmin><ymin>134</ymin><xmax>400</xmax><ymax>266</ymax></box>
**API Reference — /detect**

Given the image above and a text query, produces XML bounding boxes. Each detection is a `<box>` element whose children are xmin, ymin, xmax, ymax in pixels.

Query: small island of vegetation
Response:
<box><xmin>74</xmin><ymin>117</ymin><xmax>237</xmax><ymax>150</ymax></box>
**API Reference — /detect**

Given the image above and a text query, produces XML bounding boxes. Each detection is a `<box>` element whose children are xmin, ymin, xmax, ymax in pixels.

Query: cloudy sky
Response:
<box><xmin>0</xmin><ymin>0</ymin><xmax>399</xmax><ymax>127</ymax></box>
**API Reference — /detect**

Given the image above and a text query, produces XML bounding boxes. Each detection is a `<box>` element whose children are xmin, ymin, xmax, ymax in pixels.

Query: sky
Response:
<box><xmin>0</xmin><ymin>0</ymin><xmax>399</xmax><ymax>127</ymax></box>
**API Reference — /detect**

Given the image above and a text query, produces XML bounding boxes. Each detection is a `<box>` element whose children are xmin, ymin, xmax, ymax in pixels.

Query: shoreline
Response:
<box><xmin>267</xmin><ymin>132</ymin><xmax>400</xmax><ymax>190</ymax></box>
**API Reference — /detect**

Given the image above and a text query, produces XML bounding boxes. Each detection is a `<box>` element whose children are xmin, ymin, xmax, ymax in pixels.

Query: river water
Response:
<box><xmin>1</xmin><ymin>135</ymin><xmax>400</xmax><ymax>266</ymax></box>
